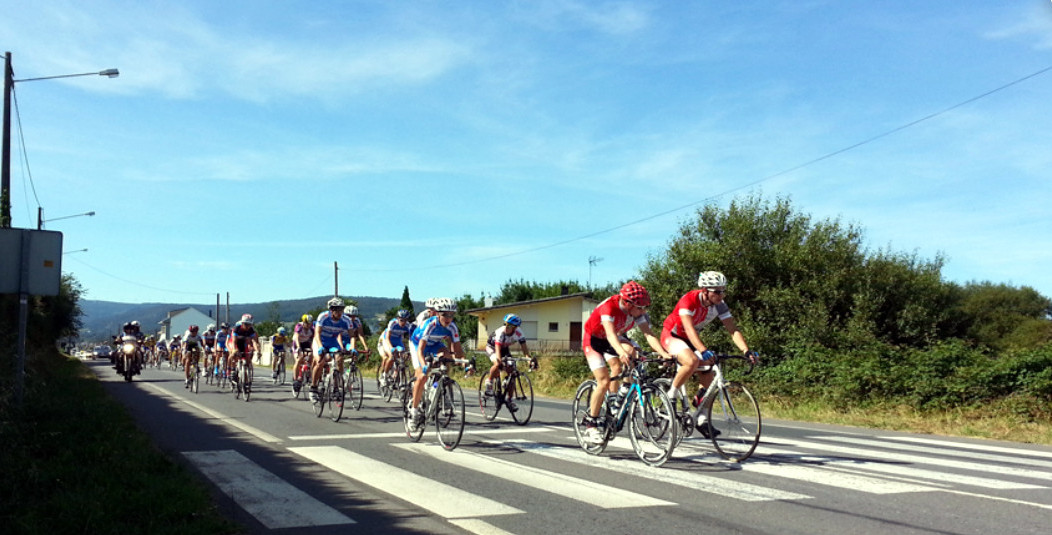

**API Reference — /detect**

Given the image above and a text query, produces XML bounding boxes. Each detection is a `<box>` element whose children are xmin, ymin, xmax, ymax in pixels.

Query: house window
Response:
<box><xmin>548</xmin><ymin>322</ymin><xmax>559</xmax><ymax>332</ymax></box>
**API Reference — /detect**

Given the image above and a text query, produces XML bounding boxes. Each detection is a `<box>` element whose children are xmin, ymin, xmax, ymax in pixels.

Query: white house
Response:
<box><xmin>466</xmin><ymin>292</ymin><xmax>601</xmax><ymax>352</ymax></box>
<box><xmin>157</xmin><ymin>307</ymin><xmax>216</xmax><ymax>343</ymax></box>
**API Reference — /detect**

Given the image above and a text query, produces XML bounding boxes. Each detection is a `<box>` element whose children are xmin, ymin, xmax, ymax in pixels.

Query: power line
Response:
<box><xmin>65</xmin><ymin>257</ymin><xmax>216</xmax><ymax>296</ymax></box>
<box><xmin>339</xmin><ymin>64</ymin><xmax>1052</xmax><ymax>274</ymax></box>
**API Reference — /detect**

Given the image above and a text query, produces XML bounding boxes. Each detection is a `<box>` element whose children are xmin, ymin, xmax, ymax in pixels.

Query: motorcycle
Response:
<box><xmin>117</xmin><ymin>335</ymin><xmax>141</xmax><ymax>382</ymax></box>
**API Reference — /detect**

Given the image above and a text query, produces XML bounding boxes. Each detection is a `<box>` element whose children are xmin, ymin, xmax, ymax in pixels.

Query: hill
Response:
<box><xmin>79</xmin><ymin>295</ymin><xmax>417</xmax><ymax>342</ymax></box>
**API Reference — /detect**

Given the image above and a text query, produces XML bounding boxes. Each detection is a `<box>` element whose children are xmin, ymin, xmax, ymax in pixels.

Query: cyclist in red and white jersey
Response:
<box><xmin>660</xmin><ymin>271</ymin><xmax>758</xmax><ymax>435</ymax></box>
<box><xmin>291</xmin><ymin>314</ymin><xmax>314</xmax><ymax>389</ymax></box>
<box><xmin>581</xmin><ymin>281</ymin><xmax>670</xmax><ymax>443</ymax></box>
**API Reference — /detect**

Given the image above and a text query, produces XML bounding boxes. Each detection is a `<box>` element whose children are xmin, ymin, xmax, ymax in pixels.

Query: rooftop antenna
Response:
<box><xmin>588</xmin><ymin>256</ymin><xmax>604</xmax><ymax>289</ymax></box>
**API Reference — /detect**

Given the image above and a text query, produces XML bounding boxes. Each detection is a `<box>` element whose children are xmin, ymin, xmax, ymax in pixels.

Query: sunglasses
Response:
<box><xmin>439</xmin><ymin>312</ymin><xmax>455</xmax><ymax>318</ymax></box>
<box><xmin>708</xmin><ymin>289</ymin><xmax>726</xmax><ymax>295</ymax></box>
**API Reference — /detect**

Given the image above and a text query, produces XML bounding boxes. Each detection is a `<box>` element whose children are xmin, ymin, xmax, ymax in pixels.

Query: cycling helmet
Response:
<box><xmin>347</xmin><ymin>305</ymin><xmax>359</xmax><ymax>316</ymax></box>
<box><xmin>240</xmin><ymin>314</ymin><xmax>253</xmax><ymax>325</ymax></box>
<box><xmin>433</xmin><ymin>297</ymin><xmax>457</xmax><ymax>313</ymax></box>
<box><xmin>503</xmin><ymin>313</ymin><xmax>522</xmax><ymax>326</ymax></box>
<box><xmin>424</xmin><ymin>297</ymin><xmax>437</xmax><ymax>309</ymax></box>
<box><xmin>396</xmin><ymin>309</ymin><xmax>411</xmax><ymax>320</ymax></box>
<box><xmin>207</xmin><ymin>323</ymin><xmax>216</xmax><ymax>331</ymax></box>
<box><xmin>122</xmin><ymin>321</ymin><xmax>134</xmax><ymax>331</ymax></box>
<box><xmin>697</xmin><ymin>271</ymin><xmax>728</xmax><ymax>289</ymax></box>
<box><xmin>301</xmin><ymin>314</ymin><xmax>313</xmax><ymax>323</ymax></box>
<box><xmin>189</xmin><ymin>325</ymin><xmax>199</xmax><ymax>333</ymax></box>
<box><xmin>619</xmin><ymin>281</ymin><xmax>651</xmax><ymax>307</ymax></box>
<box><xmin>327</xmin><ymin>297</ymin><xmax>345</xmax><ymax>309</ymax></box>
<box><xmin>277</xmin><ymin>327</ymin><xmax>287</xmax><ymax>335</ymax></box>
<box><xmin>220</xmin><ymin>322</ymin><xmax>229</xmax><ymax>329</ymax></box>
<box><xmin>131</xmin><ymin>320</ymin><xmax>141</xmax><ymax>328</ymax></box>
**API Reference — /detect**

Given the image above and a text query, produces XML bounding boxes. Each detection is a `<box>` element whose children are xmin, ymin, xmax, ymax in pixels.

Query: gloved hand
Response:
<box><xmin>699</xmin><ymin>350</ymin><xmax>715</xmax><ymax>362</ymax></box>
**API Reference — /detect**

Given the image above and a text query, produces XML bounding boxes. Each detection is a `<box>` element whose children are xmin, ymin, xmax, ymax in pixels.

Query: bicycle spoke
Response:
<box><xmin>707</xmin><ymin>382</ymin><xmax>761</xmax><ymax>462</ymax></box>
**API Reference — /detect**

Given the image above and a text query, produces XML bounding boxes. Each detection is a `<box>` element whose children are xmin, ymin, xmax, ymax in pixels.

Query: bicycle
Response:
<box><xmin>231</xmin><ymin>352</ymin><xmax>253</xmax><ymax>402</ymax></box>
<box><xmin>312</xmin><ymin>347</ymin><xmax>345</xmax><ymax>422</ymax></box>
<box><xmin>272</xmin><ymin>349</ymin><xmax>287</xmax><ymax>385</ymax></box>
<box><xmin>377</xmin><ymin>347</ymin><xmax>410</xmax><ymax>403</ymax></box>
<box><xmin>478</xmin><ymin>355</ymin><xmax>535</xmax><ymax>425</ymax></box>
<box><xmin>571</xmin><ymin>353</ymin><xmax>679</xmax><ymax>467</ymax></box>
<box><xmin>656</xmin><ymin>352</ymin><xmax>761</xmax><ymax>462</ymax></box>
<box><xmin>291</xmin><ymin>347</ymin><xmax>313</xmax><ymax>400</ymax></box>
<box><xmin>342</xmin><ymin>350</ymin><xmax>364</xmax><ymax>412</ymax></box>
<box><xmin>184</xmin><ymin>346</ymin><xmax>202</xmax><ymax>394</ymax></box>
<box><xmin>401</xmin><ymin>355</ymin><xmax>468</xmax><ymax>451</ymax></box>
<box><xmin>188</xmin><ymin>357</ymin><xmax>200</xmax><ymax>394</ymax></box>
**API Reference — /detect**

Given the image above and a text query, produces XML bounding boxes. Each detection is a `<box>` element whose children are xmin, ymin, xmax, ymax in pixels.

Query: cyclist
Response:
<box><xmin>407</xmin><ymin>297</ymin><xmax>466</xmax><ymax>432</ymax></box>
<box><xmin>483</xmin><ymin>313</ymin><xmax>535</xmax><ymax>412</ymax></box>
<box><xmin>345</xmin><ymin>305</ymin><xmax>371</xmax><ymax>356</ymax></box>
<box><xmin>660</xmin><ymin>271</ymin><xmax>759</xmax><ymax>437</ymax></box>
<box><xmin>214</xmin><ymin>323</ymin><xmax>230</xmax><ymax>377</ymax></box>
<box><xmin>378</xmin><ymin>309</ymin><xmax>413</xmax><ymax>388</ymax></box>
<box><xmin>415</xmin><ymin>298</ymin><xmax>437</xmax><ymax>326</ymax></box>
<box><xmin>581</xmin><ymin>281</ymin><xmax>670</xmax><ymax>444</ymax></box>
<box><xmin>271</xmin><ymin>326</ymin><xmax>289</xmax><ymax>379</ymax></box>
<box><xmin>168</xmin><ymin>334</ymin><xmax>181</xmax><ymax>368</ymax></box>
<box><xmin>181</xmin><ymin>325</ymin><xmax>204</xmax><ymax>388</ymax></box>
<box><xmin>291</xmin><ymin>314</ymin><xmax>314</xmax><ymax>390</ymax></box>
<box><xmin>310</xmin><ymin>298</ymin><xmax>353</xmax><ymax>404</ymax></box>
<box><xmin>229</xmin><ymin>314</ymin><xmax>261</xmax><ymax>389</ymax></box>
<box><xmin>143</xmin><ymin>335</ymin><xmax>157</xmax><ymax>365</ymax></box>
<box><xmin>202</xmin><ymin>324</ymin><xmax>218</xmax><ymax>375</ymax></box>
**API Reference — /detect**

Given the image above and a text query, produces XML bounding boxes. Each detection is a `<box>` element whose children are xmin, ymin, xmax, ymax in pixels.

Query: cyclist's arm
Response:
<box><xmin>679</xmin><ymin>313</ymin><xmax>710</xmax><ymax>356</ymax></box>
<box><xmin>638</xmin><ymin>322</ymin><xmax>671</xmax><ymax>359</ymax></box>
<box><xmin>517</xmin><ymin>340</ymin><xmax>531</xmax><ymax>359</ymax></box>
<box><xmin>602</xmin><ymin>319</ymin><xmax>632</xmax><ymax>362</ymax></box>
<box><xmin>720</xmin><ymin>316</ymin><xmax>750</xmax><ymax>355</ymax></box>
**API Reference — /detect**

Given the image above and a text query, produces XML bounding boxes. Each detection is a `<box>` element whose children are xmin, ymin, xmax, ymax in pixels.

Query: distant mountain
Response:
<box><xmin>79</xmin><ymin>295</ymin><xmax>418</xmax><ymax>342</ymax></box>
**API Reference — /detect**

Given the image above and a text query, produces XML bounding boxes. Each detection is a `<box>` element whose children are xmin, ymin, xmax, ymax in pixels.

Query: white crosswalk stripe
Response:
<box><xmin>397</xmin><ymin>442</ymin><xmax>675</xmax><ymax>508</ymax></box>
<box><xmin>183</xmin><ymin>450</ymin><xmax>354</xmax><ymax>529</ymax></box>
<box><xmin>818</xmin><ymin>435</ymin><xmax>1052</xmax><ymax>470</ymax></box>
<box><xmin>288</xmin><ymin>445</ymin><xmax>523</xmax><ymax>519</ymax></box>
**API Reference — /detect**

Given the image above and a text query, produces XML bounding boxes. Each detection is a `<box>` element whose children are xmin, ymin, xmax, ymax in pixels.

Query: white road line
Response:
<box><xmin>737</xmin><ymin>462</ymin><xmax>938</xmax><ymax>494</ymax></box>
<box><xmin>288</xmin><ymin>445</ymin><xmax>523</xmax><ymax>519</ymax></box>
<box><xmin>288</xmin><ymin>426</ymin><xmax>553</xmax><ymax>441</ymax></box>
<box><xmin>143</xmin><ymin>383</ymin><xmax>282</xmax><ymax>443</ymax></box>
<box><xmin>748</xmin><ymin>444</ymin><xmax>1042</xmax><ymax>490</ymax></box>
<box><xmin>881</xmin><ymin>436</ymin><xmax>1052</xmax><ymax>460</ymax></box>
<box><xmin>448</xmin><ymin>518</ymin><xmax>519</xmax><ymax>535</ymax></box>
<box><xmin>783</xmin><ymin>437</ymin><xmax>1052</xmax><ymax>482</ymax></box>
<box><xmin>398</xmin><ymin>442</ymin><xmax>674</xmax><ymax>508</ymax></box>
<box><xmin>505</xmin><ymin>439</ymin><xmax>810</xmax><ymax>502</ymax></box>
<box><xmin>183</xmin><ymin>450</ymin><xmax>353</xmax><ymax>529</ymax></box>
<box><xmin>819</xmin><ymin>436</ymin><xmax>1052</xmax><ymax>470</ymax></box>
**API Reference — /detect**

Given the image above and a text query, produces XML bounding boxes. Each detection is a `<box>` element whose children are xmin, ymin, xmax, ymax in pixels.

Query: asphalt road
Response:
<box><xmin>88</xmin><ymin>359</ymin><xmax>1052</xmax><ymax>535</ymax></box>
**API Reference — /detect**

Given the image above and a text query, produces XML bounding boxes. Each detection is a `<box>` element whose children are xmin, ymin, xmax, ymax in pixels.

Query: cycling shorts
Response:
<box><xmin>583</xmin><ymin>335</ymin><xmax>639</xmax><ymax>371</ymax></box>
<box><xmin>485</xmin><ymin>344</ymin><xmax>512</xmax><ymax>362</ymax></box>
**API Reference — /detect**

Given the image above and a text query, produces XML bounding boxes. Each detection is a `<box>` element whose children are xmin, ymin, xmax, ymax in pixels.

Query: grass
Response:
<box><xmin>0</xmin><ymin>348</ymin><xmax>241</xmax><ymax>535</ymax></box>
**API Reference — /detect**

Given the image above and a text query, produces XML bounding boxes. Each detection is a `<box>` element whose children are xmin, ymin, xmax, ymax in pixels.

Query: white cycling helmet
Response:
<box><xmin>207</xmin><ymin>323</ymin><xmax>216</xmax><ymax>332</ymax></box>
<box><xmin>327</xmin><ymin>297</ymin><xmax>345</xmax><ymax>309</ymax></box>
<box><xmin>424</xmin><ymin>297</ymin><xmax>437</xmax><ymax>309</ymax></box>
<box><xmin>697</xmin><ymin>271</ymin><xmax>728</xmax><ymax>289</ymax></box>
<box><xmin>433</xmin><ymin>297</ymin><xmax>457</xmax><ymax>313</ymax></box>
<box><xmin>347</xmin><ymin>305</ymin><xmax>359</xmax><ymax>316</ymax></box>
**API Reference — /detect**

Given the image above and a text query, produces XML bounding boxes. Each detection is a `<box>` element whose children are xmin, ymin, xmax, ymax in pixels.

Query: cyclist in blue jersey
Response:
<box><xmin>407</xmin><ymin>297</ymin><xmax>466</xmax><ymax>432</ymax></box>
<box><xmin>378</xmin><ymin>309</ymin><xmax>413</xmax><ymax>388</ymax></box>
<box><xmin>345</xmin><ymin>305</ymin><xmax>371</xmax><ymax>356</ymax></box>
<box><xmin>310</xmin><ymin>297</ymin><xmax>353</xmax><ymax>404</ymax></box>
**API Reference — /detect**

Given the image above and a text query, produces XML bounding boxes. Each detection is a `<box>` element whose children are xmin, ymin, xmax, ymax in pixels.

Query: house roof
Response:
<box><xmin>464</xmin><ymin>292</ymin><xmax>596</xmax><ymax>315</ymax></box>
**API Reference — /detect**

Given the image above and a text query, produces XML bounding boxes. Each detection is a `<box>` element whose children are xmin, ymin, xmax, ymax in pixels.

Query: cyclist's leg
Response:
<box><xmin>485</xmin><ymin>347</ymin><xmax>500</xmax><ymax>393</ymax></box>
<box><xmin>585</xmin><ymin>346</ymin><xmax>613</xmax><ymax>419</ymax></box>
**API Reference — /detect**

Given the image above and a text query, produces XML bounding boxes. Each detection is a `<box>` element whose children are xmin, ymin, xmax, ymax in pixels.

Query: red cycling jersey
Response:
<box><xmin>661</xmin><ymin>289</ymin><xmax>732</xmax><ymax>339</ymax></box>
<box><xmin>583</xmin><ymin>295</ymin><xmax>650</xmax><ymax>346</ymax></box>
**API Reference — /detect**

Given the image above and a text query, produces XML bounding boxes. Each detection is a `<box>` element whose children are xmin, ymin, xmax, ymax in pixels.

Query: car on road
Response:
<box><xmin>93</xmin><ymin>345</ymin><xmax>112</xmax><ymax>359</ymax></box>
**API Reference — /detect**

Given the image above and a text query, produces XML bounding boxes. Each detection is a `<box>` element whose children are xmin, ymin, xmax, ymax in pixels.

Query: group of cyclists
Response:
<box><xmin>111</xmin><ymin>269</ymin><xmax>758</xmax><ymax>449</ymax></box>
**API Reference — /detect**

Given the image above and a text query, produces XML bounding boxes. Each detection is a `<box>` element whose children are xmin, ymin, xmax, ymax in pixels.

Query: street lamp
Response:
<box><xmin>1</xmin><ymin>51</ymin><xmax>118</xmax><ymax>228</ymax></box>
<box><xmin>63</xmin><ymin>248</ymin><xmax>88</xmax><ymax>255</ymax></box>
<box><xmin>38</xmin><ymin>209</ymin><xmax>95</xmax><ymax>229</ymax></box>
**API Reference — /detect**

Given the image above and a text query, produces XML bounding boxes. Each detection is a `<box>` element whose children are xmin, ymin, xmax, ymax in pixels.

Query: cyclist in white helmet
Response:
<box><xmin>344</xmin><ymin>305</ymin><xmax>371</xmax><ymax>356</ymax></box>
<box><xmin>659</xmin><ymin>271</ymin><xmax>759</xmax><ymax>438</ymax></box>
<box><xmin>406</xmin><ymin>297</ymin><xmax>467</xmax><ymax>432</ymax></box>
<box><xmin>310</xmin><ymin>297</ymin><xmax>354</xmax><ymax>403</ymax></box>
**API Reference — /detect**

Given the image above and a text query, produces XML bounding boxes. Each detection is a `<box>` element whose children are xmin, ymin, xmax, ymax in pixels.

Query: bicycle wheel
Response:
<box><xmin>652</xmin><ymin>378</ymin><xmax>692</xmax><ymax>447</ymax></box>
<box><xmin>241</xmin><ymin>363</ymin><xmax>252</xmax><ymax>402</ymax></box>
<box><xmin>628</xmin><ymin>386</ymin><xmax>678</xmax><ymax>467</ymax></box>
<box><xmin>347</xmin><ymin>366</ymin><xmax>364</xmax><ymax>410</ymax></box>
<box><xmin>314</xmin><ymin>375</ymin><xmax>328</xmax><ymax>418</ymax></box>
<box><xmin>328</xmin><ymin>372</ymin><xmax>345</xmax><ymax>422</ymax></box>
<box><xmin>435</xmin><ymin>379</ymin><xmax>465</xmax><ymax>451</ymax></box>
<box><xmin>706</xmin><ymin>381</ymin><xmax>761</xmax><ymax>462</ymax></box>
<box><xmin>274</xmin><ymin>356</ymin><xmax>285</xmax><ymax>385</ymax></box>
<box><xmin>508</xmin><ymin>373</ymin><xmax>534</xmax><ymax>426</ymax></box>
<box><xmin>477</xmin><ymin>375</ymin><xmax>499</xmax><ymax>421</ymax></box>
<box><xmin>571</xmin><ymin>380</ymin><xmax>607</xmax><ymax>455</ymax></box>
<box><xmin>381</xmin><ymin>368</ymin><xmax>395</xmax><ymax>402</ymax></box>
<box><xmin>191</xmin><ymin>365</ymin><xmax>200</xmax><ymax>394</ymax></box>
<box><xmin>402</xmin><ymin>379</ymin><xmax>425</xmax><ymax>442</ymax></box>
<box><xmin>375</xmin><ymin>366</ymin><xmax>385</xmax><ymax>396</ymax></box>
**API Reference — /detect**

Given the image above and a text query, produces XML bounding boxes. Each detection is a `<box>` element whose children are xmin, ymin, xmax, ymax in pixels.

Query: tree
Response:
<box><xmin>494</xmin><ymin>279</ymin><xmax>590</xmax><ymax>304</ymax></box>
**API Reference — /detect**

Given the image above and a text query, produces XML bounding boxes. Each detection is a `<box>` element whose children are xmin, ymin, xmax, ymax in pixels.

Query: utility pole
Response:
<box><xmin>334</xmin><ymin>261</ymin><xmax>339</xmax><ymax>297</ymax></box>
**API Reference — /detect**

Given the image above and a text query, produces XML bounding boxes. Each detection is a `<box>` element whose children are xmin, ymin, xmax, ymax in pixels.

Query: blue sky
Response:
<box><xmin>3</xmin><ymin>1</ymin><xmax>1051</xmax><ymax>306</ymax></box>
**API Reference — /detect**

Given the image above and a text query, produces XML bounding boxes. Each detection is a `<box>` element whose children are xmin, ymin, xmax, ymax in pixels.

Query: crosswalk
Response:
<box><xmin>182</xmin><ymin>427</ymin><xmax>1052</xmax><ymax>533</ymax></box>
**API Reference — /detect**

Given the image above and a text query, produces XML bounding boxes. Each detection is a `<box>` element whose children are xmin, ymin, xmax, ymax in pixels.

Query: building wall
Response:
<box><xmin>159</xmin><ymin>308</ymin><xmax>216</xmax><ymax>343</ymax></box>
<box><xmin>473</xmin><ymin>296</ymin><xmax>599</xmax><ymax>352</ymax></box>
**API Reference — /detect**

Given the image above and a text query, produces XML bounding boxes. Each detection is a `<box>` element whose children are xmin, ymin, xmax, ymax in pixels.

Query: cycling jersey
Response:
<box><xmin>661</xmin><ymin>289</ymin><xmax>732</xmax><ymax>338</ymax></box>
<box><xmin>487</xmin><ymin>326</ymin><xmax>527</xmax><ymax>349</ymax></box>
<box><xmin>415</xmin><ymin>310</ymin><xmax>432</xmax><ymax>326</ymax></box>
<box><xmin>271</xmin><ymin>334</ymin><xmax>288</xmax><ymax>349</ymax></box>
<box><xmin>293</xmin><ymin>321</ymin><xmax>314</xmax><ymax>342</ymax></box>
<box><xmin>183</xmin><ymin>332</ymin><xmax>204</xmax><ymax>348</ymax></box>
<box><xmin>202</xmin><ymin>332</ymin><xmax>217</xmax><ymax>348</ymax></box>
<box><xmin>383</xmin><ymin>318</ymin><xmax>413</xmax><ymax>347</ymax></box>
<box><xmin>315</xmin><ymin>311</ymin><xmax>352</xmax><ymax>350</ymax></box>
<box><xmin>583</xmin><ymin>295</ymin><xmax>650</xmax><ymax>346</ymax></box>
<box><xmin>230</xmin><ymin>322</ymin><xmax>257</xmax><ymax>353</ymax></box>
<box><xmin>216</xmin><ymin>330</ymin><xmax>229</xmax><ymax>349</ymax></box>
<box><xmin>410</xmin><ymin>316</ymin><xmax>460</xmax><ymax>356</ymax></box>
